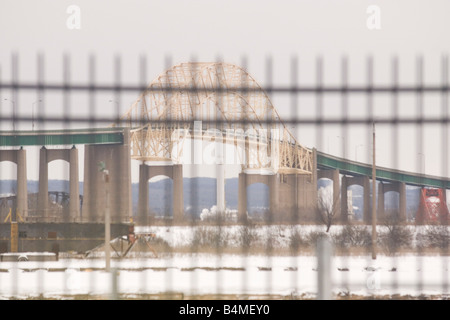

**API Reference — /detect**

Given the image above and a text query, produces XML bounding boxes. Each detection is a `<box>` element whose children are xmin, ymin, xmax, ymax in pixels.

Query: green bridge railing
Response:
<box><xmin>317</xmin><ymin>151</ymin><xmax>450</xmax><ymax>189</ymax></box>
<box><xmin>0</xmin><ymin>128</ymin><xmax>124</xmax><ymax>147</ymax></box>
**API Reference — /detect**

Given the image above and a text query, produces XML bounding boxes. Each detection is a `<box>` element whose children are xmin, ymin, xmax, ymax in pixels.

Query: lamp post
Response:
<box><xmin>32</xmin><ymin>99</ymin><xmax>42</xmax><ymax>131</ymax></box>
<box><xmin>99</xmin><ymin>161</ymin><xmax>111</xmax><ymax>272</ymax></box>
<box><xmin>371</xmin><ymin>122</ymin><xmax>377</xmax><ymax>260</ymax></box>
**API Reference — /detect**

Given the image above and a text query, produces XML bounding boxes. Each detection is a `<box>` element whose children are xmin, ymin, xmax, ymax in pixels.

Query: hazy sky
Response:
<box><xmin>1</xmin><ymin>0</ymin><xmax>450</xmax><ymax>181</ymax></box>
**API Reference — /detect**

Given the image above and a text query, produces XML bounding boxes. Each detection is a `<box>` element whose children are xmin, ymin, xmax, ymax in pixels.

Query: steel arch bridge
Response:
<box><xmin>116</xmin><ymin>62</ymin><xmax>313</xmax><ymax>175</ymax></box>
<box><xmin>2</xmin><ymin>61</ymin><xmax>449</xmax><ymax>224</ymax></box>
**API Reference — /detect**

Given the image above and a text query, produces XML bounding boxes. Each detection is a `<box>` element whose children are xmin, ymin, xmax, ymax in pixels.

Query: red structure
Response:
<box><xmin>416</xmin><ymin>188</ymin><xmax>449</xmax><ymax>224</ymax></box>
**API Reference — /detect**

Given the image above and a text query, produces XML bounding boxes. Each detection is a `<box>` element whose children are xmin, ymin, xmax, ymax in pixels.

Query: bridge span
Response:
<box><xmin>1</xmin><ymin>126</ymin><xmax>449</xmax><ymax>225</ymax></box>
<box><xmin>317</xmin><ymin>151</ymin><xmax>450</xmax><ymax>223</ymax></box>
<box><xmin>318</xmin><ymin>151</ymin><xmax>450</xmax><ymax>189</ymax></box>
<box><xmin>0</xmin><ymin>127</ymin><xmax>131</xmax><ymax>224</ymax></box>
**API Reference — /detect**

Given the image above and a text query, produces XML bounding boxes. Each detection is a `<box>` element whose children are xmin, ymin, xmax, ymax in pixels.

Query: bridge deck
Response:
<box><xmin>317</xmin><ymin>151</ymin><xmax>450</xmax><ymax>189</ymax></box>
<box><xmin>0</xmin><ymin>128</ymin><xmax>124</xmax><ymax>147</ymax></box>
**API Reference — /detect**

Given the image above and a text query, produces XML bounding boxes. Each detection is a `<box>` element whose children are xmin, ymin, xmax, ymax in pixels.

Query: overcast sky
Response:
<box><xmin>1</xmin><ymin>0</ymin><xmax>450</xmax><ymax>181</ymax></box>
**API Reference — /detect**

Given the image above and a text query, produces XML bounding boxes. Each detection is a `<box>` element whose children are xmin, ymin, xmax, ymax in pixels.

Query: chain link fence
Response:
<box><xmin>0</xmin><ymin>54</ymin><xmax>449</xmax><ymax>302</ymax></box>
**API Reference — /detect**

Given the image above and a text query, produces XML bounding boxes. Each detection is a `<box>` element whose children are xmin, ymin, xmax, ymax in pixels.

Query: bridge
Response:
<box><xmin>1</xmin><ymin>62</ymin><xmax>449</xmax><ymax>225</ymax></box>
<box><xmin>0</xmin><ymin>128</ymin><xmax>124</xmax><ymax>147</ymax></box>
<box><xmin>0</xmin><ymin>127</ymin><xmax>131</xmax><ymax>223</ymax></box>
<box><xmin>317</xmin><ymin>152</ymin><xmax>450</xmax><ymax>223</ymax></box>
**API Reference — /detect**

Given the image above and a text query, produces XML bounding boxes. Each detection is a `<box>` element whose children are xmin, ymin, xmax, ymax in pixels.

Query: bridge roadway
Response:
<box><xmin>1</xmin><ymin>127</ymin><xmax>449</xmax><ymax>224</ymax></box>
<box><xmin>0</xmin><ymin>127</ymin><xmax>130</xmax><ymax>224</ymax></box>
<box><xmin>1</xmin><ymin>127</ymin><xmax>448</xmax><ymax>190</ymax></box>
<box><xmin>317</xmin><ymin>151</ymin><xmax>450</xmax><ymax>189</ymax></box>
<box><xmin>10</xmin><ymin>126</ymin><xmax>446</xmax><ymax>189</ymax></box>
<box><xmin>0</xmin><ymin>127</ymin><xmax>124</xmax><ymax>147</ymax></box>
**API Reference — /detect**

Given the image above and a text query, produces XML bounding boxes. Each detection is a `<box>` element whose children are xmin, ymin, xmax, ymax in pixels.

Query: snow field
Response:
<box><xmin>0</xmin><ymin>224</ymin><xmax>448</xmax><ymax>299</ymax></box>
<box><xmin>0</xmin><ymin>253</ymin><xmax>448</xmax><ymax>299</ymax></box>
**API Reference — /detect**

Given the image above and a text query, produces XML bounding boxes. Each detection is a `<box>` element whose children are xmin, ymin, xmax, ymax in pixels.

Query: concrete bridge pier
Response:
<box><xmin>216</xmin><ymin>163</ymin><xmax>225</xmax><ymax>214</ymax></box>
<box><xmin>278</xmin><ymin>173</ymin><xmax>317</xmax><ymax>222</ymax></box>
<box><xmin>269</xmin><ymin>174</ymin><xmax>279</xmax><ymax>220</ymax></box>
<box><xmin>0</xmin><ymin>149</ymin><xmax>28</xmax><ymax>220</ymax></box>
<box><xmin>37</xmin><ymin>146</ymin><xmax>80</xmax><ymax>221</ymax></box>
<box><xmin>83</xmin><ymin>129</ymin><xmax>132</xmax><ymax>223</ymax></box>
<box><xmin>16</xmin><ymin>149</ymin><xmax>27</xmax><ymax>220</ymax></box>
<box><xmin>341</xmin><ymin>175</ymin><xmax>371</xmax><ymax>223</ymax></box>
<box><xmin>69</xmin><ymin>147</ymin><xmax>80</xmax><ymax>219</ymax></box>
<box><xmin>238</xmin><ymin>171</ymin><xmax>317</xmax><ymax>222</ymax></box>
<box><xmin>377</xmin><ymin>181</ymin><xmax>407</xmax><ymax>222</ymax></box>
<box><xmin>238</xmin><ymin>173</ymin><xmax>248</xmax><ymax>222</ymax></box>
<box><xmin>137</xmin><ymin>164</ymin><xmax>184</xmax><ymax>223</ymax></box>
<box><xmin>238</xmin><ymin>173</ymin><xmax>273</xmax><ymax>221</ymax></box>
<box><xmin>318</xmin><ymin>169</ymin><xmax>341</xmax><ymax>221</ymax></box>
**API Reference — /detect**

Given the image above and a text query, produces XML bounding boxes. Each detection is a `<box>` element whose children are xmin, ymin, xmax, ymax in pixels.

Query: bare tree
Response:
<box><xmin>380</xmin><ymin>213</ymin><xmax>412</xmax><ymax>255</ymax></box>
<box><xmin>317</xmin><ymin>186</ymin><xmax>340</xmax><ymax>233</ymax></box>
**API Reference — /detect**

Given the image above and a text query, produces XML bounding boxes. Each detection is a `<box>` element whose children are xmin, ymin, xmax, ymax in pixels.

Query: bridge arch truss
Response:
<box><xmin>117</xmin><ymin>62</ymin><xmax>313</xmax><ymax>175</ymax></box>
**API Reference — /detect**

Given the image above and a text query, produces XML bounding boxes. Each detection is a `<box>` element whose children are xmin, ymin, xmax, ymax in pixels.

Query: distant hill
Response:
<box><xmin>0</xmin><ymin>178</ymin><xmax>421</xmax><ymax>219</ymax></box>
<box><xmin>134</xmin><ymin>177</ymin><xmax>268</xmax><ymax>217</ymax></box>
<box><xmin>0</xmin><ymin>178</ymin><xmax>267</xmax><ymax>217</ymax></box>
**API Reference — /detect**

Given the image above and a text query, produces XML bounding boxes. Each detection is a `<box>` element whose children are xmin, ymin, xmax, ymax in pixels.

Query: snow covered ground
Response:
<box><xmin>0</xmin><ymin>224</ymin><xmax>448</xmax><ymax>299</ymax></box>
<box><xmin>0</xmin><ymin>253</ymin><xmax>448</xmax><ymax>299</ymax></box>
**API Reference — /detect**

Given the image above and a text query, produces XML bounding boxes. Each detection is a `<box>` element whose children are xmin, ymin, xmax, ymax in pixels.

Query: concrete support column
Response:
<box><xmin>238</xmin><ymin>172</ymin><xmax>247</xmax><ymax>222</ymax></box>
<box><xmin>137</xmin><ymin>164</ymin><xmax>149</xmax><ymax>224</ymax></box>
<box><xmin>269</xmin><ymin>174</ymin><xmax>279</xmax><ymax>218</ymax></box>
<box><xmin>292</xmin><ymin>174</ymin><xmax>299</xmax><ymax>222</ymax></box>
<box><xmin>216</xmin><ymin>164</ymin><xmax>225</xmax><ymax>213</ymax></box>
<box><xmin>83</xmin><ymin>131</ymin><xmax>132</xmax><ymax>223</ymax></box>
<box><xmin>399</xmin><ymin>182</ymin><xmax>407</xmax><ymax>222</ymax></box>
<box><xmin>10</xmin><ymin>222</ymin><xmax>18</xmax><ymax>252</ymax></box>
<box><xmin>296</xmin><ymin>174</ymin><xmax>306</xmax><ymax>221</ymax></box>
<box><xmin>341</xmin><ymin>176</ymin><xmax>348</xmax><ymax>222</ymax></box>
<box><xmin>318</xmin><ymin>169</ymin><xmax>340</xmax><ymax>218</ymax></box>
<box><xmin>16</xmin><ymin>148</ymin><xmax>27</xmax><ymax>219</ymax></box>
<box><xmin>377</xmin><ymin>182</ymin><xmax>385</xmax><ymax>221</ymax></box>
<box><xmin>69</xmin><ymin>147</ymin><xmax>80</xmax><ymax>221</ymax></box>
<box><xmin>82</xmin><ymin>145</ymin><xmax>95</xmax><ymax>221</ymax></box>
<box><xmin>38</xmin><ymin>147</ymin><xmax>48</xmax><ymax>219</ymax></box>
<box><xmin>123</xmin><ymin>129</ymin><xmax>133</xmax><ymax>221</ymax></box>
<box><xmin>173</xmin><ymin>164</ymin><xmax>184</xmax><ymax>222</ymax></box>
<box><xmin>331</xmin><ymin>170</ymin><xmax>340</xmax><ymax>220</ymax></box>
<box><xmin>137</xmin><ymin>164</ymin><xmax>184</xmax><ymax>223</ymax></box>
<box><xmin>311</xmin><ymin>148</ymin><xmax>318</xmax><ymax>213</ymax></box>
<box><xmin>363</xmin><ymin>176</ymin><xmax>371</xmax><ymax>224</ymax></box>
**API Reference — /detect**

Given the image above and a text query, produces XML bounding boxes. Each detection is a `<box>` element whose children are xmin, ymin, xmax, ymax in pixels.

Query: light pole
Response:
<box><xmin>99</xmin><ymin>161</ymin><xmax>111</xmax><ymax>272</ymax></box>
<box><xmin>32</xmin><ymin>99</ymin><xmax>42</xmax><ymax>131</ymax></box>
<box><xmin>371</xmin><ymin>122</ymin><xmax>377</xmax><ymax>260</ymax></box>
<box><xmin>4</xmin><ymin>98</ymin><xmax>15</xmax><ymax>131</ymax></box>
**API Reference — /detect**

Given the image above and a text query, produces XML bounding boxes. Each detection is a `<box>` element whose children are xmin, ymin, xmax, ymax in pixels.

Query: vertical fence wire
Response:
<box><xmin>62</xmin><ymin>53</ymin><xmax>70</xmax><ymax>295</ymax></box>
<box><xmin>416</xmin><ymin>56</ymin><xmax>424</xmax><ymax>295</ymax></box>
<box><xmin>340</xmin><ymin>55</ymin><xmax>349</xmax><ymax>298</ymax></box>
<box><xmin>441</xmin><ymin>55</ymin><xmax>449</xmax><ymax>295</ymax></box>
<box><xmin>391</xmin><ymin>55</ymin><xmax>399</xmax><ymax>295</ymax></box>
<box><xmin>290</xmin><ymin>55</ymin><xmax>299</xmax><ymax>297</ymax></box>
<box><xmin>264</xmin><ymin>55</ymin><xmax>273</xmax><ymax>296</ymax></box>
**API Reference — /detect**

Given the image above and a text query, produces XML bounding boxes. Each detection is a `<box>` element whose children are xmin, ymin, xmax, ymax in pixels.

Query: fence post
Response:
<box><xmin>317</xmin><ymin>237</ymin><xmax>333</xmax><ymax>300</ymax></box>
<box><xmin>110</xmin><ymin>268</ymin><xmax>119</xmax><ymax>300</ymax></box>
